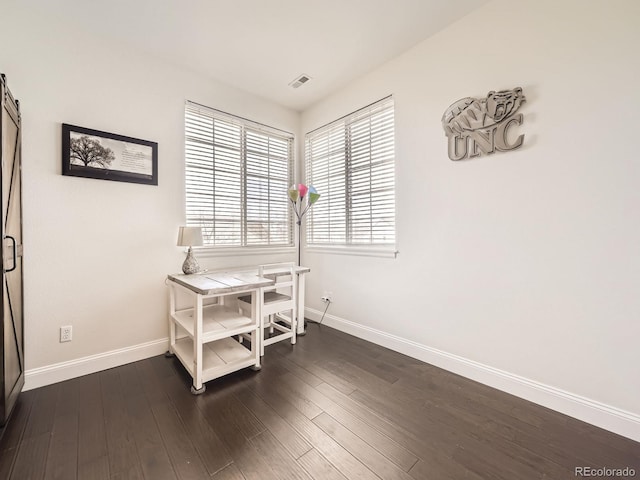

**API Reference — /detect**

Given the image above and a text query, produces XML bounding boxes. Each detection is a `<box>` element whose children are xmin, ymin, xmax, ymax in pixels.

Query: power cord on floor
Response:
<box><xmin>307</xmin><ymin>299</ymin><xmax>331</xmax><ymax>325</ymax></box>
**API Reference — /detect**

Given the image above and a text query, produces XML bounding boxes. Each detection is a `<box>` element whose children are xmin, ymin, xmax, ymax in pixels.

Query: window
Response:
<box><xmin>185</xmin><ymin>102</ymin><xmax>294</xmax><ymax>248</ymax></box>
<box><xmin>305</xmin><ymin>96</ymin><xmax>396</xmax><ymax>250</ymax></box>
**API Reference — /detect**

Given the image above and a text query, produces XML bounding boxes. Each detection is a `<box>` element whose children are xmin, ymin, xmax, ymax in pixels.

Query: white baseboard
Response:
<box><xmin>305</xmin><ymin>307</ymin><xmax>640</xmax><ymax>443</ymax></box>
<box><xmin>24</xmin><ymin>338</ymin><xmax>169</xmax><ymax>391</ymax></box>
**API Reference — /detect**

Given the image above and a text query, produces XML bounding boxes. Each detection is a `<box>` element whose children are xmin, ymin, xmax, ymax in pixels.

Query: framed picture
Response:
<box><xmin>62</xmin><ymin>124</ymin><xmax>158</xmax><ymax>185</ymax></box>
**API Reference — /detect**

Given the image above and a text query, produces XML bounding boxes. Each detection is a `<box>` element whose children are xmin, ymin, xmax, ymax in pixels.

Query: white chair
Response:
<box><xmin>238</xmin><ymin>263</ymin><xmax>297</xmax><ymax>356</ymax></box>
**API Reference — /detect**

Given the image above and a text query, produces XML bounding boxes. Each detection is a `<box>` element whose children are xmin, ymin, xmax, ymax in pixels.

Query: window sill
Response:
<box><xmin>305</xmin><ymin>245</ymin><xmax>398</xmax><ymax>259</ymax></box>
<box><xmin>194</xmin><ymin>245</ymin><xmax>296</xmax><ymax>258</ymax></box>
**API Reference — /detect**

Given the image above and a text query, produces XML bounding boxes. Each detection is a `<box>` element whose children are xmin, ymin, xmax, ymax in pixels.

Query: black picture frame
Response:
<box><xmin>62</xmin><ymin>123</ymin><xmax>158</xmax><ymax>186</ymax></box>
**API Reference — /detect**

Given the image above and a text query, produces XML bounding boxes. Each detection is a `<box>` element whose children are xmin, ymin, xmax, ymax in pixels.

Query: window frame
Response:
<box><xmin>184</xmin><ymin>101</ymin><xmax>296</xmax><ymax>254</ymax></box>
<box><xmin>304</xmin><ymin>96</ymin><xmax>397</xmax><ymax>258</ymax></box>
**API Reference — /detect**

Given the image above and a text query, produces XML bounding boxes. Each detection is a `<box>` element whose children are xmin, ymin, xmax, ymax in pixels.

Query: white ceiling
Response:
<box><xmin>28</xmin><ymin>0</ymin><xmax>489</xmax><ymax>111</ymax></box>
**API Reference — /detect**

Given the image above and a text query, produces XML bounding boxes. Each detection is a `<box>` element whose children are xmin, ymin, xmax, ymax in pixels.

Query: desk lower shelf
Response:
<box><xmin>172</xmin><ymin>336</ymin><xmax>257</xmax><ymax>383</ymax></box>
<box><xmin>171</xmin><ymin>304</ymin><xmax>255</xmax><ymax>343</ymax></box>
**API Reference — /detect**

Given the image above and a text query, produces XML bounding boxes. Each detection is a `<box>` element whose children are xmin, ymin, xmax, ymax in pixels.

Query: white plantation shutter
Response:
<box><xmin>185</xmin><ymin>102</ymin><xmax>294</xmax><ymax>247</ymax></box>
<box><xmin>305</xmin><ymin>96</ymin><xmax>395</xmax><ymax>247</ymax></box>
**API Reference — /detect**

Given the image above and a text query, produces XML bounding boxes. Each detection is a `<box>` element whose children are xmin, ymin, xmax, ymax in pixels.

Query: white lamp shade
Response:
<box><xmin>177</xmin><ymin>226</ymin><xmax>203</xmax><ymax>247</ymax></box>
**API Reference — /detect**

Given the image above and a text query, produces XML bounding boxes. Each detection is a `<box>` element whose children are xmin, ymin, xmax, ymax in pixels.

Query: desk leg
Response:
<box><xmin>297</xmin><ymin>273</ymin><xmax>307</xmax><ymax>335</ymax></box>
<box><xmin>166</xmin><ymin>284</ymin><xmax>177</xmax><ymax>356</ymax></box>
<box><xmin>192</xmin><ymin>294</ymin><xmax>206</xmax><ymax>394</ymax></box>
<box><xmin>251</xmin><ymin>289</ymin><xmax>262</xmax><ymax>370</ymax></box>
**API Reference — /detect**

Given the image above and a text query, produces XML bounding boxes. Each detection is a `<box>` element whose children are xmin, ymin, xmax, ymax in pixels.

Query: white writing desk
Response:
<box><xmin>166</xmin><ymin>271</ymin><xmax>274</xmax><ymax>394</ymax></box>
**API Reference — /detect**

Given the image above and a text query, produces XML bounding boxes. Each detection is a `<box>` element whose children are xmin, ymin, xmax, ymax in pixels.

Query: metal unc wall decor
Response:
<box><xmin>442</xmin><ymin>87</ymin><xmax>526</xmax><ymax>161</ymax></box>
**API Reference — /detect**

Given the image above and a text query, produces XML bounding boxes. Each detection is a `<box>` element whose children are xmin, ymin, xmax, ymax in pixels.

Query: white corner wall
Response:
<box><xmin>2</xmin><ymin>0</ymin><xmax>638</xmax><ymax>443</ymax></box>
<box><xmin>0</xmin><ymin>3</ymin><xmax>298</xmax><ymax>388</ymax></box>
<box><xmin>301</xmin><ymin>0</ymin><xmax>640</xmax><ymax>440</ymax></box>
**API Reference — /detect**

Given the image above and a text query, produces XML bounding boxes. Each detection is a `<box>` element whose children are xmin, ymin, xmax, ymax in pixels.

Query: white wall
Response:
<box><xmin>2</xmin><ymin>0</ymin><xmax>638</xmax><ymax>441</ymax></box>
<box><xmin>0</xmin><ymin>2</ymin><xmax>298</xmax><ymax>383</ymax></box>
<box><xmin>301</xmin><ymin>0</ymin><xmax>640</xmax><ymax>439</ymax></box>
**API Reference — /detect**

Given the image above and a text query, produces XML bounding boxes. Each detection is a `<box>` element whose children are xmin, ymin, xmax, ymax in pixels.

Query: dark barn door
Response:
<box><xmin>0</xmin><ymin>74</ymin><xmax>24</xmax><ymax>427</ymax></box>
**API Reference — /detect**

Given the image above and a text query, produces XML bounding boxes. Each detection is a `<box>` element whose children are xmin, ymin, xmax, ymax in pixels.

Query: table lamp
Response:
<box><xmin>177</xmin><ymin>226</ymin><xmax>203</xmax><ymax>274</ymax></box>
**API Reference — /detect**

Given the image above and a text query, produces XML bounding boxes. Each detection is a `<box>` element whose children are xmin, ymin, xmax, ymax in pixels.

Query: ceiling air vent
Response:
<box><xmin>289</xmin><ymin>74</ymin><xmax>311</xmax><ymax>89</ymax></box>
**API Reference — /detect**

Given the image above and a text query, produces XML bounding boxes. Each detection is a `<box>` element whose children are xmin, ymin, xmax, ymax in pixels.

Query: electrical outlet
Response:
<box><xmin>60</xmin><ymin>325</ymin><xmax>72</xmax><ymax>343</ymax></box>
<box><xmin>321</xmin><ymin>291</ymin><xmax>333</xmax><ymax>303</ymax></box>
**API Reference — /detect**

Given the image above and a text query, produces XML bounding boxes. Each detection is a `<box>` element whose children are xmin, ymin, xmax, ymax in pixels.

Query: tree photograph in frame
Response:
<box><xmin>62</xmin><ymin>124</ymin><xmax>158</xmax><ymax>185</ymax></box>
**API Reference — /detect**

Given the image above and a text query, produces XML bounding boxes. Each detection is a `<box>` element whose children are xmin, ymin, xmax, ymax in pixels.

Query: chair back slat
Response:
<box><xmin>259</xmin><ymin>262</ymin><xmax>295</xmax><ymax>290</ymax></box>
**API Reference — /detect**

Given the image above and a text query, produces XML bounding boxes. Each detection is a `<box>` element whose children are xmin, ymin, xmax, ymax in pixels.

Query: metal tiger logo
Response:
<box><xmin>442</xmin><ymin>87</ymin><xmax>526</xmax><ymax>161</ymax></box>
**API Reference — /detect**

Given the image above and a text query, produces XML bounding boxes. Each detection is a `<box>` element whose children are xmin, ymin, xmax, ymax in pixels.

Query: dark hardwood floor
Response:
<box><xmin>1</xmin><ymin>323</ymin><xmax>638</xmax><ymax>479</ymax></box>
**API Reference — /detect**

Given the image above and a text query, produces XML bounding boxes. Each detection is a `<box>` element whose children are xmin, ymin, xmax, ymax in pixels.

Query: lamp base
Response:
<box><xmin>182</xmin><ymin>247</ymin><xmax>200</xmax><ymax>274</ymax></box>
